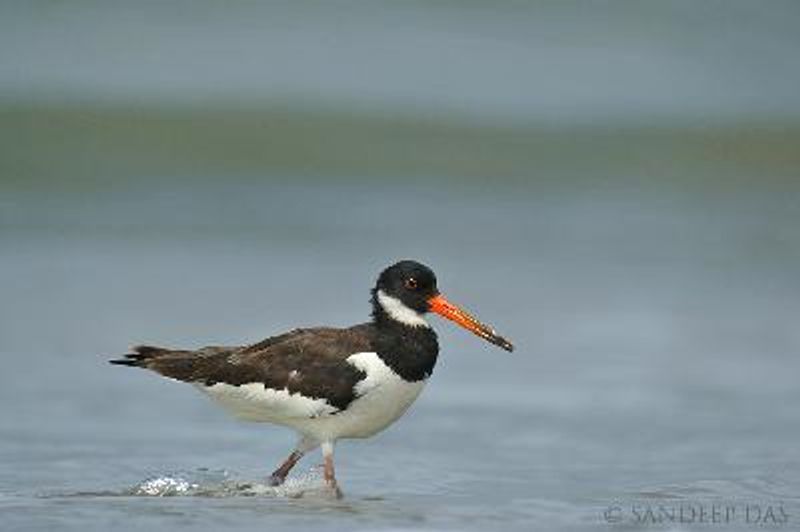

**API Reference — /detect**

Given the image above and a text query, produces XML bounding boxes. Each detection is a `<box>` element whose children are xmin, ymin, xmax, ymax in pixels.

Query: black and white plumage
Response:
<box><xmin>110</xmin><ymin>260</ymin><xmax>513</xmax><ymax>496</ymax></box>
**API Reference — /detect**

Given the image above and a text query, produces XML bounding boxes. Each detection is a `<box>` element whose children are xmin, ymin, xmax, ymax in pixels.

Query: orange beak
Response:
<box><xmin>427</xmin><ymin>294</ymin><xmax>514</xmax><ymax>352</ymax></box>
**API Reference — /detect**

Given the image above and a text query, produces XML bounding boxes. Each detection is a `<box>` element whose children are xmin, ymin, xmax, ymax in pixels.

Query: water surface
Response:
<box><xmin>1</xmin><ymin>2</ymin><xmax>799</xmax><ymax>530</ymax></box>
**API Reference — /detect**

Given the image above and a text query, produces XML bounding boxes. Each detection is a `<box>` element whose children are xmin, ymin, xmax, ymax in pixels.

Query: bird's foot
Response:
<box><xmin>267</xmin><ymin>474</ymin><xmax>285</xmax><ymax>487</ymax></box>
<box><xmin>317</xmin><ymin>463</ymin><xmax>343</xmax><ymax>499</ymax></box>
<box><xmin>326</xmin><ymin>481</ymin><xmax>344</xmax><ymax>500</ymax></box>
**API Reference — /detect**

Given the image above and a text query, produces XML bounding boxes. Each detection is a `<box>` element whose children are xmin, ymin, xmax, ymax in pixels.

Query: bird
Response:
<box><xmin>110</xmin><ymin>260</ymin><xmax>514</xmax><ymax>497</ymax></box>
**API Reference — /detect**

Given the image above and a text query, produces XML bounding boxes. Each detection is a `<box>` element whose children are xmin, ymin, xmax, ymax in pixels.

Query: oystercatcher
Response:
<box><xmin>111</xmin><ymin>260</ymin><xmax>513</xmax><ymax>497</ymax></box>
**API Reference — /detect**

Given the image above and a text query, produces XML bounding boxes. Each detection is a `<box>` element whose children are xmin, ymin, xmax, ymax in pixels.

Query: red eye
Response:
<box><xmin>404</xmin><ymin>277</ymin><xmax>418</xmax><ymax>290</ymax></box>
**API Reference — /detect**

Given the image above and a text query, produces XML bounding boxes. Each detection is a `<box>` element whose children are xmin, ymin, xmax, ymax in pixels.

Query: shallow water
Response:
<box><xmin>2</xmin><ymin>2</ymin><xmax>800</xmax><ymax>530</ymax></box>
<box><xmin>2</xmin><ymin>178</ymin><xmax>799</xmax><ymax>531</ymax></box>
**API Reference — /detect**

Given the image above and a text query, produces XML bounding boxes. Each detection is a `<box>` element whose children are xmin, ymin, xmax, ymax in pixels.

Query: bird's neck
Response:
<box><xmin>370</xmin><ymin>297</ymin><xmax>439</xmax><ymax>382</ymax></box>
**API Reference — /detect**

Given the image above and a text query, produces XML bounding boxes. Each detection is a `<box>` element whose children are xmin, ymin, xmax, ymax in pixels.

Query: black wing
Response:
<box><xmin>110</xmin><ymin>324</ymin><xmax>376</xmax><ymax>410</ymax></box>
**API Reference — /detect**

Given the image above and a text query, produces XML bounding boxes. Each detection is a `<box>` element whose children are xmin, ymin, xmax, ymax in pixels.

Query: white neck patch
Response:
<box><xmin>376</xmin><ymin>290</ymin><xmax>429</xmax><ymax>327</ymax></box>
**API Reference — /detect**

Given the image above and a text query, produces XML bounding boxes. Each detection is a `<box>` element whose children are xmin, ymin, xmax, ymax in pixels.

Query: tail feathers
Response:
<box><xmin>109</xmin><ymin>345</ymin><xmax>175</xmax><ymax>368</ymax></box>
<box><xmin>109</xmin><ymin>344</ymin><xmax>236</xmax><ymax>382</ymax></box>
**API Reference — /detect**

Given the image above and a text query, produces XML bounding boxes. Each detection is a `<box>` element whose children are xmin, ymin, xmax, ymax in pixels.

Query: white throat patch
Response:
<box><xmin>376</xmin><ymin>290</ymin><xmax>429</xmax><ymax>327</ymax></box>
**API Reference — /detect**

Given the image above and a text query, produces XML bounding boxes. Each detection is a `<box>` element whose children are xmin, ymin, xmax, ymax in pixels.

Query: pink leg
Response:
<box><xmin>268</xmin><ymin>450</ymin><xmax>304</xmax><ymax>486</ymax></box>
<box><xmin>268</xmin><ymin>437</ymin><xmax>317</xmax><ymax>486</ymax></box>
<box><xmin>321</xmin><ymin>441</ymin><xmax>343</xmax><ymax>498</ymax></box>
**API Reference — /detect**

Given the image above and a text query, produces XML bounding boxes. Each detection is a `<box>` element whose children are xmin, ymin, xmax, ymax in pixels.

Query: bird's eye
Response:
<box><xmin>404</xmin><ymin>277</ymin><xmax>418</xmax><ymax>290</ymax></box>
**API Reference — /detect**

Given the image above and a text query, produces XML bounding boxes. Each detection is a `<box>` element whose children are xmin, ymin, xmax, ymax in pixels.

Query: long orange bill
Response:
<box><xmin>428</xmin><ymin>294</ymin><xmax>514</xmax><ymax>352</ymax></box>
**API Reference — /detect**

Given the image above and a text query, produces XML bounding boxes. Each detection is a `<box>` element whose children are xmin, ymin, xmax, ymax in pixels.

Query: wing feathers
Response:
<box><xmin>110</xmin><ymin>324</ymin><xmax>376</xmax><ymax>411</ymax></box>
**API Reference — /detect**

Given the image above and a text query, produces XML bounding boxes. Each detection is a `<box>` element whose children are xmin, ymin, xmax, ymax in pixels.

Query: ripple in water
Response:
<box><xmin>632</xmin><ymin>477</ymin><xmax>800</xmax><ymax>503</ymax></box>
<box><xmin>130</xmin><ymin>467</ymin><xmax>330</xmax><ymax>498</ymax></box>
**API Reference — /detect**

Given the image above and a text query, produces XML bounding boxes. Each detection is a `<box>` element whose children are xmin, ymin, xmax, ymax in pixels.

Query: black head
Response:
<box><xmin>370</xmin><ymin>259</ymin><xmax>515</xmax><ymax>352</ymax></box>
<box><xmin>372</xmin><ymin>260</ymin><xmax>439</xmax><ymax>315</ymax></box>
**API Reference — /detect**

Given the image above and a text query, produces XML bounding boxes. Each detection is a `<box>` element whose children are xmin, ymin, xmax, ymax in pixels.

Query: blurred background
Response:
<box><xmin>1</xmin><ymin>2</ymin><xmax>799</xmax><ymax>531</ymax></box>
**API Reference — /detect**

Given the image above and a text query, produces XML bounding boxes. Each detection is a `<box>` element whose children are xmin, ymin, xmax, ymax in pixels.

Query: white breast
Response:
<box><xmin>281</xmin><ymin>352</ymin><xmax>426</xmax><ymax>442</ymax></box>
<box><xmin>328</xmin><ymin>351</ymin><xmax>427</xmax><ymax>439</ymax></box>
